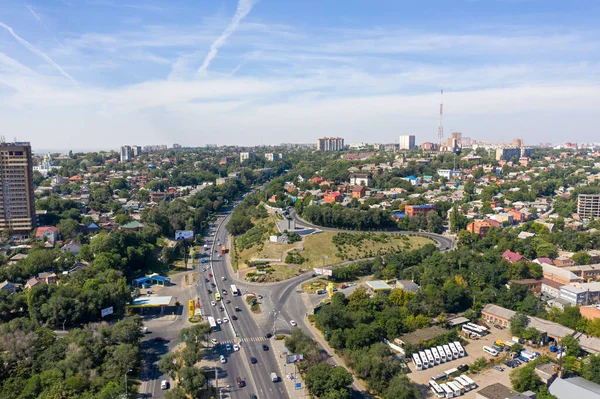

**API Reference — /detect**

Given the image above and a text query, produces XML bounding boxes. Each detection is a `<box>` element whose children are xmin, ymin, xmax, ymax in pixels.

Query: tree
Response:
<box><xmin>179</xmin><ymin>367</ymin><xmax>207</xmax><ymax>396</ymax></box>
<box><xmin>582</xmin><ymin>355</ymin><xmax>600</xmax><ymax>384</ymax></box>
<box><xmin>572</xmin><ymin>251</ymin><xmax>592</xmax><ymax>265</ymax></box>
<box><xmin>158</xmin><ymin>352</ymin><xmax>181</xmax><ymax>380</ymax></box>
<box><xmin>510</xmin><ymin>312</ymin><xmax>529</xmax><ymax>337</ymax></box>
<box><xmin>57</xmin><ymin>218</ymin><xmax>79</xmax><ymax>239</ymax></box>
<box><xmin>561</xmin><ymin>335</ymin><xmax>580</xmax><ymax>357</ymax></box>
<box><xmin>305</xmin><ymin>363</ymin><xmax>352</xmax><ymax>398</ymax></box>
<box><xmin>384</xmin><ymin>375</ymin><xmax>421</xmax><ymax>399</ymax></box>
<box><xmin>510</xmin><ymin>364</ymin><xmax>542</xmax><ymax>392</ymax></box>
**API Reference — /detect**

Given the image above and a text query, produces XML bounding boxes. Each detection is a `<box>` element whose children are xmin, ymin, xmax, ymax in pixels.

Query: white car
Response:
<box><xmin>226</xmin><ymin>344</ymin><xmax>232</xmax><ymax>351</ymax></box>
<box><xmin>221</xmin><ymin>276</ymin><xmax>227</xmax><ymax>281</ymax></box>
<box><xmin>233</xmin><ymin>344</ymin><xmax>240</xmax><ymax>351</ymax></box>
<box><xmin>290</xmin><ymin>320</ymin><xmax>297</xmax><ymax>326</ymax></box>
<box><xmin>217</xmin><ymin>319</ymin><xmax>222</xmax><ymax>324</ymax></box>
<box><xmin>220</xmin><ymin>355</ymin><xmax>226</xmax><ymax>363</ymax></box>
<box><xmin>211</xmin><ymin>301</ymin><xmax>216</xmax><ymax>306</ymax></box>
<box><xmin>223</xmin><ymin>318</ymin><xmax>229</xmax><ymax>323</ymax></box>
<box><xmin>211</xmin><ymin>338</ymin><xmax>219</xmax><ymax>345</ymax></box>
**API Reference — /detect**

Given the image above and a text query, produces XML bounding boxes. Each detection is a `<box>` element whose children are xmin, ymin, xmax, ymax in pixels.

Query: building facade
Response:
<box><xmin>120</xmin><ymin>145</ymin><xmax>132</xmax><ymax>163</ymax></box>
<box><xmin>240</xmin><ymin>152</ymin><xmax>254</xmax><ymax>162</ymax></box>
<box><xmin>0</xmin><ymin>142</ymin><xmax>36</xmax><ymax>233</ymax></box>
<box><xmin>317</xmin><ymin>137</ymin><xmax>344</xmax><ymax>151</ymax></box>
<box><xmin>399</xmin><ymin>135</ymin><xmax>416</xmax><ymax>150</ymax></box>
<box><xmin>578</xmin><ymin>194</ymin><xmax>600</xmax><ymax>220</ymax></box>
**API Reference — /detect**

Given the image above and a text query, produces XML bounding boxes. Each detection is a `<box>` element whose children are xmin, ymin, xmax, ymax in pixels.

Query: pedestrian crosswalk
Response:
<box><xmin>219</xmin><ymin>336</ymin><xmax>270</xmax><ymax>344</ymax></box>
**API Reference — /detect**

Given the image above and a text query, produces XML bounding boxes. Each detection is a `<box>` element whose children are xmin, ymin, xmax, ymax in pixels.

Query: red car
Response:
<box><xmin>208</xmin><ymin>273</ymin><xmax>213</xmax><ymax>278</ymax></box>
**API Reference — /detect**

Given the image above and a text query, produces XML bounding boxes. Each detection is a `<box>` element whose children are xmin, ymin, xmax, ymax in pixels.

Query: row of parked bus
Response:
<box><xmin>412</xmin><ymin>342</ymin><xmax>466</xmax><ymax>371</ymax></box>
<box><xmin>461</xmin><ymin>322</ymin><xmax>489</xmax><ymax>338</ymax></box>
<box><xmin>429</xmin><ymin>375</ymin><xmax>477</xmax><ymax>398</ymax></box>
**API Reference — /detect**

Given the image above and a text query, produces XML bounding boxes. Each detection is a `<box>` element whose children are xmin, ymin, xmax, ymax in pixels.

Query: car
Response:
<box><xmin>233</xmin><ymin>344</ymin><xmax>240</xmax><ymax>351</ymax></box>
<box><xmin>223</xmin><ymin>318</ymin><xmax>229</xmax><ymax>323</ymax></box>
<box><xmin>217</xmin><ymin>319</ymin><xmax>222</xmax><ymax>324</ymax></box>
<box><xmin>221</xmin><ymin>276</ymin><xmax>227</xmax><ymax>281</ymax></box>
<box><xmin>205</xmin><ymin>278</ymin><xmax>210</xmax><ymax>283</ymax></box>
<box><xmin>250</xmin><ymin>356</ymin><xmax>258</xmax><ymax>364</ymax></box>
<box><xmin>153</xmin><ymin>337</ymin><xmax>166</xmax><ymax>342</ymax></box>
<box><xmin>225</xmin><ymin>299</ymin><xmax>231</xmax><ymax>304</ymax></box>
<box><xmin>202</xmin><ymin>268</ymin><xmax>206</xmax><ymax>272</ymax></box>
<box><xmin>208</xmin><ymin>273</ymin><xmax>213</xmax><ymax>278</ymax></box>
<box><xmin>219</xmin><ymin>306</ymin><xmax>224</xmax><ymax>312</ymax></box>
<box><xmin>208</xmin><ymin>289</ymin><xmax>212</xmax><ymax>294</ymax></box>
<box><xmin>290</xmin><ymin>320</ymin><xmax>297</xmax><ymax>326</ymax></box>
<box><xmin>235</xmin><ymin>307</ymin><xmax>241</xmax><ymax>312</ymax></box>
<box><xmin>250</xmin><ymin>395</ymin><xmax>257</xmax><ymax>399</ymax></box>
<box><xmin>201</xmin><ymin>259</ymin><xmax>207</xmax><ymax>263</ymax></box>
<box><xmin>262</xmin><ymin>344</ymin><xmax>269</xmax><ymax>351</ymax></box>
<box><xmin>218</xmin><ymin>254</ymin><xmax>221</xmax><ymax>257</ymax></box>
<box><xmin>211</xmin><ymin>301</ymin><xmax>216</xmax><ymax>306</ymax></box>
<box><xmin>257</xmin><ymin>295</ymin><xmax>263</xmax><ymax>299</ymax></box>
<box><xmin>211</xmin><ymin>338</ymin><xmax>219</xmax><ymax>345</ymax></box>
<box><xmin>222</xmin><ymin>289</ymin><xmax>227</xmax><ymax>294</ymax></box>
<box><xmin>226</xmin><ymin>344</ymin><xmax>232</xmax><ymax>351</ymax></box>
<box><xmin>231</xmin><ymin>315</ymin><xmax>238</xmax><ymax>320</ymax></box>
<box><xmin>161</xmin><ymin>380</ymin><xmax>169</xmax><ymax>390</ymax></box>
<box><xmin>493</xmin><ymin>365</ymin><xmax>504</xmax><ymax>372</ymax></box>
<box><xmin>211</xmin><ymin>283</ymin><xmax>216</xmax><ymax>287</ymax></box>
<box><xmin>457</xmin><ymin>364</ymin><xmax>469</xmax><ymax>372</ymax></box>
<box><xmin>494</xmin><ymin>324</ymin><xmax>502</xmax><ymax>329</ymax></box>
<box><xmin>220</xmin><ymin>355</ymin><xmax>226</xmax><ymax>363</ymax></box>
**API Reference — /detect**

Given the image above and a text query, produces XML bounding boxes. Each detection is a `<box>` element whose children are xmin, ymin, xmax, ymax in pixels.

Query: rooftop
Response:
<box><xmin>476</xmin><ymin>382</ymin><xmax>526</xmax><ymax>399</ymax></box>
<box><xmin>129</xmin><ymin>296</ymin><xmax>176</xmax><ymax>307</ymax></box>
<box><xmin>397</xmin><ymin>326</ymin><xmax>448</xmax><ymax>346</ymax></box>
<box><xmin>366</xmin><ymin>280</ymin><xmax>392</xmax><ymax>291</ymax></box>
<box><xmin>549</xmin><ymin>377</ymin><xmax>600</xmax><ymax>399</ymax></box>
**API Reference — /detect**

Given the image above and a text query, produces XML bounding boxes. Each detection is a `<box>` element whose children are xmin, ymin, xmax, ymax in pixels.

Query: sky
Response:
<box><xmin>1</xmin><ymin>0</ymin><xmax>600</xmax><ymax>150</ymax></box>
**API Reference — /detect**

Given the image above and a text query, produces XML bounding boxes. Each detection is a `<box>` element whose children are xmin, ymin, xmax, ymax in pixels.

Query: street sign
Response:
<box><xmin>101</xmin><ymin>307</ymin><xmax>113</xmax><ymax>317</ymax></box>
<box><xmin>295</xmin><ymin>382</ymin><xmax>302</xmax><ymax>390</ymax></box>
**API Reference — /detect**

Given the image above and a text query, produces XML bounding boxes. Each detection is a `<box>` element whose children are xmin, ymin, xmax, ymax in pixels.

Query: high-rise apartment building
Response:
<box><xmin>317</xmin><ymin>137</ymin><xmax>344</xmax><ymax>151</ymax></box>
<box><xmin>132</xmin><ymin>145</ymin><xmax>142</xmax><ymax>157</ymax></box>
<box><xmin>399</xmin><ymin>135</ymin><xmax>416</xmax><ymax>150</ymax></box>
<box><xmin>120</xmin><ymin>145</ymin><xmax>132</xmax><ymax>163</ymax></box>
<box><xmin>240</xmin><ymin>152</ymin><xmax>254</xmax><ymax>162</ymax></box>
<box><xmin>0</xmin><ymin>142</ymin><xmax>36</xmax><ymax>233</ymax></box>
<box><xmin>447</xmin><ymin>132</ymin><xmax>462</xmax><ymax>148</ymax></box>
<box><xmin>512</xmin><ymin>138</ymin><xmax>523</xmax><ymax>148</ymax></box>
<box><xmin>578</xmin><ymin>194</ymin><xmax>600</xmax><ymax>220</ymax></box>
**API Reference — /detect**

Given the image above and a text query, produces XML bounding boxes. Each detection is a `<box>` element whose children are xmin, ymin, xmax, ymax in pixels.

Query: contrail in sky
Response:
<box><xmin>0</xmin><ymin>21</ymin><xmax>76</xmax><ymax>84</ymax></box>
<box><xmin>198</xmin><ymin>0</ymin><xmax>253</xmax><ymax>74</ymax></box>
<box><xmin>25</xmin><ymin>4</ymin><xmax>62</xmax><ymax>45</ymax></box>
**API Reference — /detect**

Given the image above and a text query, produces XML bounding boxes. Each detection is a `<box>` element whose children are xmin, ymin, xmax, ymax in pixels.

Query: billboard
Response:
<box><xmin>188</xmin><ymin>300</ymin><xmax>195</xmax><ymax>317</ymax></box>
<box><xmin>323</xmin><ymin>269</ymin><xmax>332</xmax><ymax>276</ymax></box>
<box><xmin>313</xmin><ymin>268</ymin><xmax>323</xmax><ymax>275</ymax></box>
<box><xmin>175</xmin><ymin>230</ymin><xmax>194</xmax><ymax>240</ymax></box>
<box><xmin>286</xmin><ymin>354</ymin><xmax>304</xmax><ymax>363</ymax></box>
<box><xmin>313</xmin><ymin>268</ymin><xmax>332</xmax><ymax>276</ymax></box>
<box><xmin>101</xmin><ymin>306</ymin><xmax>113</xmax><ymax>317</ymax></box>
<box><xmin>327</xmin><ymin>283</ymin><xmax>334</xmax><ymax>298</ymax></box>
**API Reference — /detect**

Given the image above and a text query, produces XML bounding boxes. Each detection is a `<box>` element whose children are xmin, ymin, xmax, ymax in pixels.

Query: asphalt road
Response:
<box><xmin>199</xmin><ymin>208</ymin><xmax>289</xmax><ymax>399</ymax></box>
<box><xmin>288</xmin><ymin>208</ymin><xmax>456</xmax><ymax>251</ymax></box>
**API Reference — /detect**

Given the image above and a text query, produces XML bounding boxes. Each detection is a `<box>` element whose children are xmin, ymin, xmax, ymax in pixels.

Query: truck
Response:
<box><xmin>495</xmin><ymin>340</ymin><xmax>505</xmax><ymax>347</ymax></box>
<box><xmin>221</xmin><ymin>245</ymin><xmax>227</xmax><ymax>255</ymax></box>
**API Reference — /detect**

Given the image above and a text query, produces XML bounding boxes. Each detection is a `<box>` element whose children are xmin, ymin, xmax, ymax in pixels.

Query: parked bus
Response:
<box><xmin>439</xmin><ymin>383</ymin><xmax>454</xmax><ymax>398</ymax></box>
<box><xmin>520</xmin><ymin>350</ymin><xmax>538</xmax><ymax>361</ymax></box>
<box><xmin>436</xmin><ymin>345</ymin><xmax>447</xmax><ymax>362</ymax></box>
<box><xmin>214</xmin><ymin>292</ymin><xmax>221</xmax><ymax>302</ymax></box>
<box><xmin>429</xmin><ymin>380</ymin><xmax>445</xmax><ymax>398</ymax></box>
<box><xmin>431</xmin><ymin>347</ymin><xmax>441</xmax><ymax>365</ymax></box>
<box><xmin>454</xmin><ymin>376</ymin><xmax>471</xmax><ymax>392</ymax></box>
<box><xmin>460</xmin><ymin>374</ymin><xmax>477</xmax><ymax>389</ymax></box>
<box><xmin>447</xmin><ymin>381</ymin><xmax>463</xmax><ymax>395</ymax></box>
<box><xmin>454</xmin><ymin>341</ymin><xmax>465</xmax><ymax>357</ymax></box>
<box><xmin>448</xmin><ymin>342</ymin><xmax>459</xmax><ymax>359</ymax></box>
<box><xmin>466</xmin><ymin>322</ymin><xmax>487</xmax><ymax>334</ymax></box>
<box><xmin>207</xmin><ymin>316</ymin><xmax>217</xmax><ymax>330</ymax></box>
<box><xmin>412</xmin><ymin>354</ymin><xmax>423</xmax><ymax>371</ymax></box>
<box><xmin>425</xmin><ymin>349</ymin><xmax>435</xmax><ymax>365</ymax></box>
<box><xmin>443</xmin><ymin>345</ymin><xmax>453</xmax><ymax>360</ymax></box>
<box><xmin>419</xmin><ymin>351</ymin><xmax>429</xmax><ymax>369</ymax></box>
<box><xmin>461</xmin><ymin>325</ymin><xmax>482</xmax><ymax>337</ymax></box>
<box><xmin>483</xmin><ymin>346</ymin><xmax>499</xmax><ymax>356</ymax></box>
<box><xmin>230</xmin><ymin>284</ymin><xmax>239</xmax><ymax>296</ymax></box>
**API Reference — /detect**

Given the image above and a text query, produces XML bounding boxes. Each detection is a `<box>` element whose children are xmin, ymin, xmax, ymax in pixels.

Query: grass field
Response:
<box><xmin>236</xmin><ymin>231</ymin><xmax>433</xmax><ymax>272</ymax></box>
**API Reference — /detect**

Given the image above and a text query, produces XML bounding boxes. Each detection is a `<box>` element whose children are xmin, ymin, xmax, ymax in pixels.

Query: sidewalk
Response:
<box><xmin>271</xmin><ymin>338</ymin><xmax>308</xmax><ymax>399</ymax></box>
<box><xmin>304</xmin><ymin>318</ymin><xmax>370</xmax><ymax>394</ymax></box>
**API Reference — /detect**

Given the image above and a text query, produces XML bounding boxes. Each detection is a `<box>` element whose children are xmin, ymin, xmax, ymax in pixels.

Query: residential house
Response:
<box><xmin>502</xmin><ymin>249</ymin><xmax>525</xmax><ymax>263</ymax></box>
<box><xmin>38</xmin><ymin>272</ymin><xmax>57</xmax><ymax>285</ymax></box>
<box><xmin>349</xmin><ymin>173</ymin><xmax>372</xmax><ymax>187</ymax></box>
<box><xmin>25</xmin><ymin>277</ymin><xmax>41</xmax><ymax>290</ymax></box>
<box><xmin>405</xmin><ymin>204</ymin><xmax>436</xmax><ymax>217</ymax></box>
<box><xmin>0</xmin><ymin>280</ymin><xmax>18</xmax><ymax>293</ymax></box>
<box><xmin>120</xmin><ymin>221</ymin><xmax>144</xmax><ymax>231</ymax></box>
<box><xmin>61</xmin><ymin>241</ymin><xmax>82</xmax><ymax>255</ymax></box>
<box><xmin>352</xmin><ymin>185</ymin><xmax>366</xmax><ymax>199</ymax></box>
<box><xmin>509</xmin><ymin>279</ymin><xmax>541</xmax><ymax>294</ymax></box>
<box><xmin>466</xmin><ymin>221</ymin><xmax>491</xmax><ymax>237</ymax></box>
<box><xmin>323</xmin><ymin>191</ymin><xmax>342</xmax><ymax>203</ymax></box>
<box><xmin>36</xmin><ymin>226</ymin><xmax>59</xmax><ymax>244</ymax></box>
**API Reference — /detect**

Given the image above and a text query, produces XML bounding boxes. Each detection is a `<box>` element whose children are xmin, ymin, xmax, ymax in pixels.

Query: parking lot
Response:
<box><xmin>407</xmin><ymin>324</ymin><xmax>514</xmax><ymax>397</ymax></box>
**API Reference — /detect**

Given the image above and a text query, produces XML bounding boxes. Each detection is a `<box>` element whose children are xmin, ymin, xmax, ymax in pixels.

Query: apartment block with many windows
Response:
<box><xmin>0</xmin><ymin>142</ymin><xmax>36</xmax><ymax>234</ymax></box>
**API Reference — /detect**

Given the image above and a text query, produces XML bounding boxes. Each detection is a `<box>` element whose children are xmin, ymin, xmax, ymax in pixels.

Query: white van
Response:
<box><xmin>483</xmin><ymin>346</ymin><xmax>499</xmax><ymax>356</ymax></box>
<box><xmin>161</xmin><ymin>380</ymin><xmax>168</xmax><ymax>390</ymax></box>
<box><xmin>271</xmin><ymin>372</ymin><xmax>279</xmax><ymax>382</ymax></box>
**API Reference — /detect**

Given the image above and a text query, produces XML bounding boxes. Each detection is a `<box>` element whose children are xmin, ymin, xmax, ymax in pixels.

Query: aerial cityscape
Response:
<box><xmin>1</xmin><ymin>1</ymin><xmax>600</xmax><ymax>399</ymax></box>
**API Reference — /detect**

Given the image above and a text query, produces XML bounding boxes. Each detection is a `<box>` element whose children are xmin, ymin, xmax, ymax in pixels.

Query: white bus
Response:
<box><xmin>453</xmin><ymin>341</ymin><xmax>465</xmax><ymax>357</ymax></box>
<box><xmin>429</xmin><ymin>380</ymin><xmax>445</xmax><ymax>398</ymax></box>
<box><xmin>412</xmin><ymin>354</ymin><xmax>423</xmax><ymax>371</ymax></box>
<box><xmin>467</xmin><ymin>322</ymin><xmax>488</xmax><ymax>333</ymax></box>
<box><xmin>520</xmin><ymin>350</ymin><xmax>537</xmax><ymax>361</ymax></box>
<box><xmin>448</xmin><ymin>342</ymin><xmax>459</xmax><ymax>359</ymax></box>
<box><xmin>419</xmin><ymin>351</ymin><xmax>429</xmax><ymax>369</ymax></box>
<box><xmin>439</xmin><ymin>383</ymin><xmax>454</xmax><ymax>398</ymax></box>
<box><xmin>447</xmin><ymin>381</ymin><xmax>462</xmax><ymax>396</ymax></box>
<box><xmin>431</xmin><ymin>347</ymin><xmax>441</xmax><ymax>364</ymax></box>
<box><xmin>437</xmin><ymin>345</ymin><xmax>447</xmax><ymax>362</ymax></box>
<box><xmin>483</xmin><ymin>346</ymin><xmax>499</xmax><ymax>356</ymax></box>
<box><xmin>230</xmin><ymin>284</ymin><xmax>239</xmax><ymax>296</ymax></box>
<box><xmin>207</xmin><ymin>316</ymin><xmax>217</xmax><ymax>330</ymax></box>
<box><xmin>454</xmin><ymin>376</ymin><xmax>471</xmax><ymax>392</ymax></box>
<box><xmin>443</xmin><ymin>344</ymin><xmax>453</xmax><ymax>360</ymax></box>
<box><xmin>460</xmin><ymin>374</ymin><xmax>477</xmax><ymax>389</ymax></box>
<box><xmin>425</xmin><ymin>349</ymin><xmax>435</xmax><ymax>365</ymax></box>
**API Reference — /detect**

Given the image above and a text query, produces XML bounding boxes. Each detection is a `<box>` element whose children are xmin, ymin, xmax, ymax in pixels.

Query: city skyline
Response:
<box><xmin>1</xmin><ymin>0</ymin><xmax>600</xmax><ymax>148</ymax></box>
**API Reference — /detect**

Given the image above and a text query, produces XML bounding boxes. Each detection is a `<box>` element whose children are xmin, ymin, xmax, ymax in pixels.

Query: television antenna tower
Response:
<box><xmin>438</xmin><ymin>89</ymin><xmax>444</xmax><ymax>147</ymax></box>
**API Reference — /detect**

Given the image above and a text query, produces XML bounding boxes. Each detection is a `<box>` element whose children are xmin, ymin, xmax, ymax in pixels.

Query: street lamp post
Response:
<box><xmin>125</xmin><ymin>369</ymin><xmax>132</xmax><ymax>398</ymax></box>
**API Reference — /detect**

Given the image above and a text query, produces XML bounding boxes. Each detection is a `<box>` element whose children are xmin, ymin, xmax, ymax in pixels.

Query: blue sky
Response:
<box><xmin>1</xmin><ymin>0</ymin><xmax>599</xmax><ymax>149</ymax></box>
